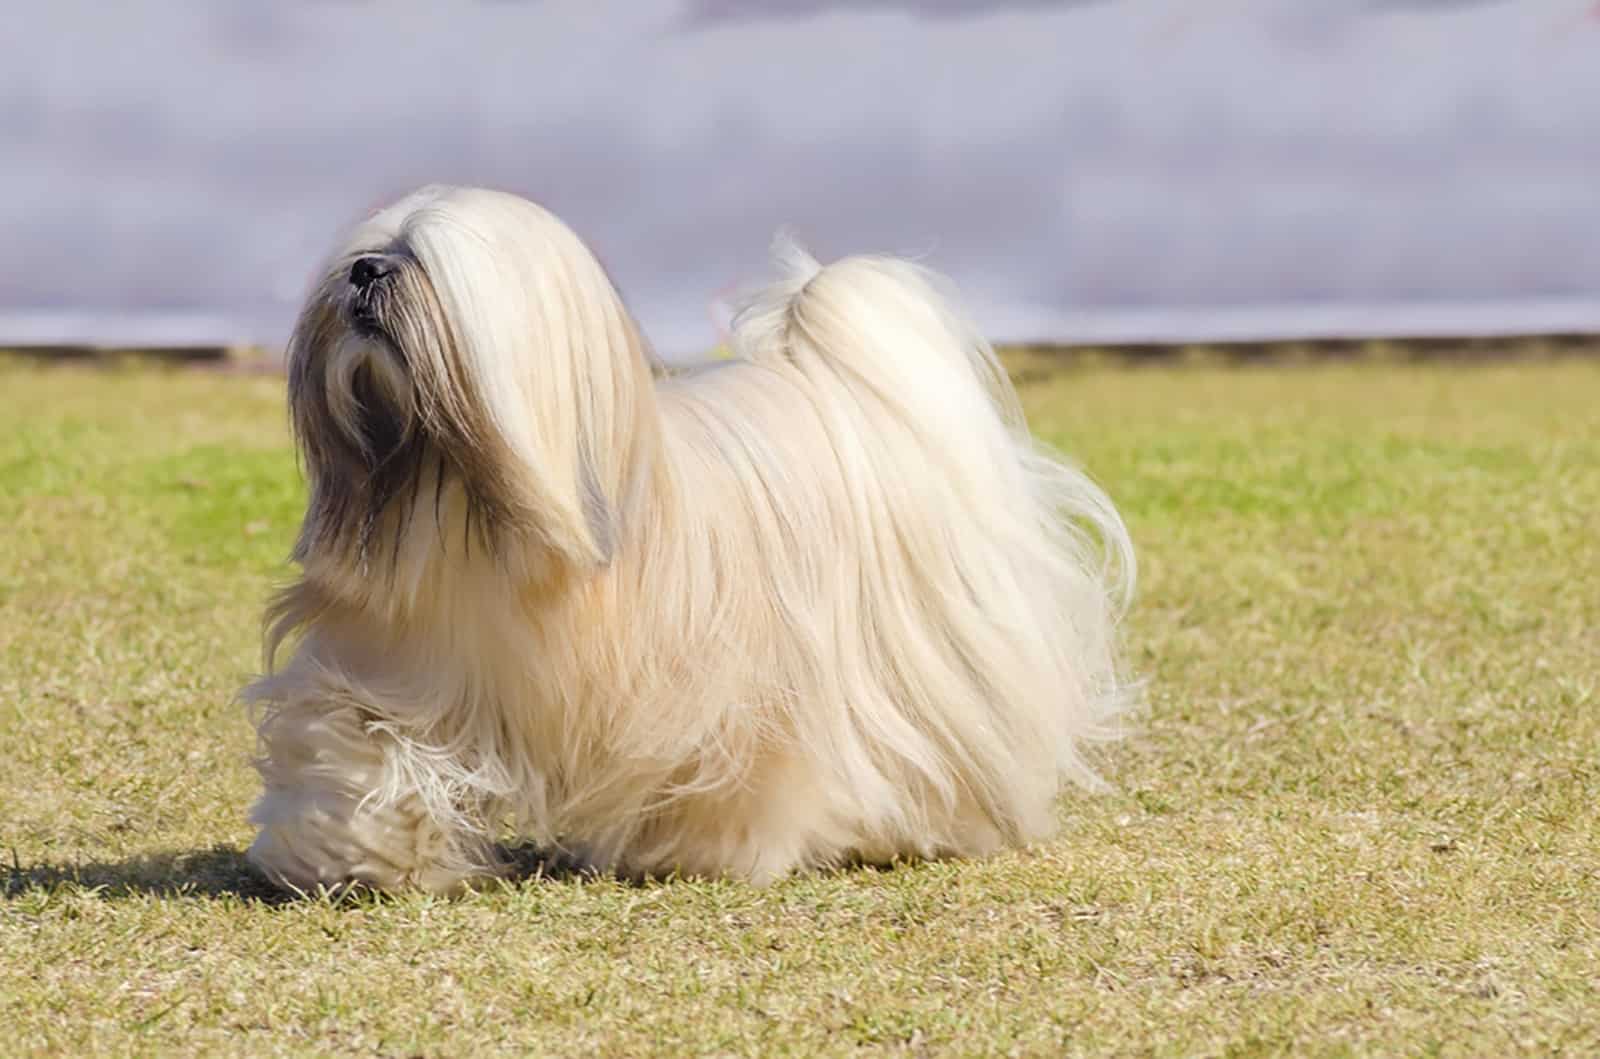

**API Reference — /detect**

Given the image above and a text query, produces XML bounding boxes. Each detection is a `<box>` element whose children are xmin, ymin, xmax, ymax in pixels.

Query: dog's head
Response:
<box><xmin>285</xmin><ymin>186</ymin><xmax>653</xmax><ymax>574</ymax></box>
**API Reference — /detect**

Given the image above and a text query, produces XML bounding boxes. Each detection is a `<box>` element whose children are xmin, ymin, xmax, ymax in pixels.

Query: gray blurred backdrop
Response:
<box><xmin>3</xmin><ymin>0</ymin><xmax>1598</xmax><ymax>356</ymax></box>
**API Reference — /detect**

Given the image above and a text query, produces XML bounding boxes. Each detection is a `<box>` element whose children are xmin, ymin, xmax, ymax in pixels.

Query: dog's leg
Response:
<box><xmin>245</xmin><ymin>695</ymin><xmax>497</xmax><ymax>895</ymax></box>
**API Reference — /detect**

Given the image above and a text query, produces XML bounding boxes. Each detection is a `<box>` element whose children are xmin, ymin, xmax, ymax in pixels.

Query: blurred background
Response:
<box><xmin>3</xmin><ymin>0</ymin><xmax>1598</xmax><ymax>359</ymax></box>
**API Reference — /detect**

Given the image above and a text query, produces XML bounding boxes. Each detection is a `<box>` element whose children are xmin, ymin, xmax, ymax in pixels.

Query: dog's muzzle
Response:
<box><xmin>348</xmin><ymin>254</ymin><xmax>401</xmax><ymax>334</ymax></box>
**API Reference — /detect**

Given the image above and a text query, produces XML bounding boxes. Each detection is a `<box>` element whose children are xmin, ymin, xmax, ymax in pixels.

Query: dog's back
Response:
<box><xmin>622</xmin><ymin>239</ymin><xmax>1137</xmax><ymax>879</ymax></box>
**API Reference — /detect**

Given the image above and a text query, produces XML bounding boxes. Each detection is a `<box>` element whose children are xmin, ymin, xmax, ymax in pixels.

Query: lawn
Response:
<box><xmin>2</xmin><ymin>353</ymin><xmax>1596</xmax><ymax>1056</ymax></box>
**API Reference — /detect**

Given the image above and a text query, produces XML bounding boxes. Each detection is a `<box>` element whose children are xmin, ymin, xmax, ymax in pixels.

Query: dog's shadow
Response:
<box><xmin>3</xmin><ymin>846</ymin><xmax>289</xmax><ymax>904</ymax></box>
<box><xmin>2</xmin><ymin>844</ymin><xmax>588</xmax><ymax>906</ymax></box>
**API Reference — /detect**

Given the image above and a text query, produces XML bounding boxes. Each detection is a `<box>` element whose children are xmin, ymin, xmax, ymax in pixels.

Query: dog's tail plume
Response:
<box><xmin>734</xmin><ymin>232</ymin><xmax>1133</xmax><ymax>606</ymax></box>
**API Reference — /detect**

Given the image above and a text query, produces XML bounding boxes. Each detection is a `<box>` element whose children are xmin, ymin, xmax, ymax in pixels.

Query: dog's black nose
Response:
<box><xmin>349</xmin><ymin>255</ymin><xmax>396</xmax><ymax>289</ymax></box>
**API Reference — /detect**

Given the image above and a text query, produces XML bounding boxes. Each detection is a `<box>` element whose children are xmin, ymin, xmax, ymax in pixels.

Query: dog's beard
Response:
<box><xmin>286</xmin><ymin>256</ymin><xmax>507</xmax><ymax>570</ymax></box>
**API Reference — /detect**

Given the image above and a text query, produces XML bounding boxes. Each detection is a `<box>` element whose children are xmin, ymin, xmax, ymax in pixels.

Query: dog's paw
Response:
<box><xmin>247</xmin><ymin>787</ymin><xmax>486</xmax><ymax>896</ymax></box>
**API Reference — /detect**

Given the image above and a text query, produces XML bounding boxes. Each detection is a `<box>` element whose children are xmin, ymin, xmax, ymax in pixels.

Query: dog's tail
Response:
<box><xmin>728</xmin><ymin>235</ymin><xmax>1138</xmax><ymax>793</ymax></box>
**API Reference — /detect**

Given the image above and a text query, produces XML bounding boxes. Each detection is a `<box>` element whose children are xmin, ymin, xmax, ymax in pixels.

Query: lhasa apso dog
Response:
<box><xmin>244</xmin><ymin>185</ymin><xmax>1134</xmax><ymax>893</ymax></box>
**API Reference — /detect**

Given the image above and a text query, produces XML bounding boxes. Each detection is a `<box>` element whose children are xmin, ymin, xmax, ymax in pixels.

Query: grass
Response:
<box><xmin>1</xmin><ymin>352</ymin><xmax>1597</xmax><ymax>1057</ymax></box>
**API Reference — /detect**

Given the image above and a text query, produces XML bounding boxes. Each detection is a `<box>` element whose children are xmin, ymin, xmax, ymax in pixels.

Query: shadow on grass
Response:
<box><xmin>1</xmin><ymin>843</ymin><xmax>593</xmax><ymax>905</ymax></box>
<box><xmin>2</xmin><ymin>846</ymin><xmax>287</xmax><ymax>903</ymax></box>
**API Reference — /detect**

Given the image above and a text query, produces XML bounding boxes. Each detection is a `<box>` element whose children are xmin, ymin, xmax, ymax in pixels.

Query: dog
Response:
<box><xmin>243</xmin><ymin>185</ymin><xmax>1134</xmax><ymax>893</ymax></box>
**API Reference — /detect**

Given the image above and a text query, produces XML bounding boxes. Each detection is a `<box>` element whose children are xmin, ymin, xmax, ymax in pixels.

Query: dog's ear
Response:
<box><xmin>400</xmin><ymin>190</ymin><xmax>654</xmax><ymax>570</ymax></box>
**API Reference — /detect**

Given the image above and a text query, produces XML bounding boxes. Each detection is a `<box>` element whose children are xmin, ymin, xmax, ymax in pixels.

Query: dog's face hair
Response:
<box><xmin>287</xmin><ymin>241</ymin><xmax>513</xmax><ymax>567</ymax></box>
<box><xmin>283</xmin><ymin>187</ymin><xmax>649</xmax><ymax>575</ymax></box>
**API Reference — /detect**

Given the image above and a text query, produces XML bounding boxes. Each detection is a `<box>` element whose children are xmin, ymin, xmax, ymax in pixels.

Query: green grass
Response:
<box><xmin>2</xmin><ymin>353</ymin><xmax>1597</xmax><ymax>1056</ymax></box>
